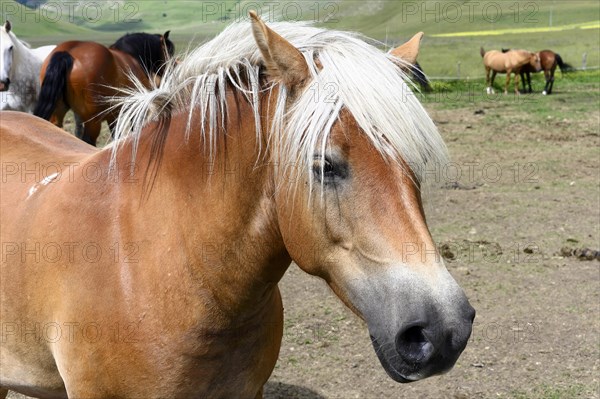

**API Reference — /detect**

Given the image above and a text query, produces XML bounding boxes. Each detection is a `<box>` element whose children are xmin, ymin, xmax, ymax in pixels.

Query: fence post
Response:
<box><xmin>582</xmin><ymin>53</ymin><xmax>587</xmax><ymax>70</ymax></box>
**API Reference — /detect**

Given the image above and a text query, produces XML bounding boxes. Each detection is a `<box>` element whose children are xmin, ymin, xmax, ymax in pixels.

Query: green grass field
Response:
<box><xmin>422</xmin><ymin>69</ymin><xmax>600</xmax><ymax>103</ymax></box>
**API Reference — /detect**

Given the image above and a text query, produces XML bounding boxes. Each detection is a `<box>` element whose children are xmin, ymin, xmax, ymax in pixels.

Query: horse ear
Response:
<box><xmin>389</xmin><ymin>32</ymin><xmax>423</xmax><ymax>65</ymax></box>
<box><xmin>163</xmin><ymin>30</ymin><xmax>170</xmax><ymax>41</ymax></box>
<box><xmin>249</xmin><ymin>10</ymin><xmax>309</xmax><ymax>88</ymax></box>
<box><xmin>4</xmin><ymin>20</ymin><xmax>11</xmax><ymax>33</ymax></box>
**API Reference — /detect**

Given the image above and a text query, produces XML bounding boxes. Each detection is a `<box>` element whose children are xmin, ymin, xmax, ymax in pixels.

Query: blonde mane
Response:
<box><xmin>111</xmin><ymin>21</ymin><xmax>447</xmax><ymax>185</ymax></box>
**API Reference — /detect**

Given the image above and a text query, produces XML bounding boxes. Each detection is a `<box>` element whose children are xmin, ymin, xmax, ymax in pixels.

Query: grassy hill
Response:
<box><xmin>3</xmin><ymin>0</ymin><xmax>599</xmax><ymax>77</ymax></box>
<box><xmin>12</xmin><ymin>1</ymin><xmax>599</xmax><ymax>36</ymax></box>
<box><xmin>5</xmin><ymin>1</ymin><xmax>345</xmax><ymax>35</ymax></box>
<box><xmin>0</xmin><ymin>0</ymin><xmax>91</xmax><ymax>39</ymax></box>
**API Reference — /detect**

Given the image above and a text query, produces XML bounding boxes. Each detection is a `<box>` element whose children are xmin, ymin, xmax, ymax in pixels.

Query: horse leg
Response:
<box><xmin>0</xmin><ymin>388</ymin><xmax>9</xmax><ymax>399</ymax></box>
<box><xmin>487</xmin><ymin>70</ymin><xmax>497</xmax><ymax>94</ymax></box>
<box><xmin>543</xmin><ymin>70</ymin><xmax>551</xmax><ymax>95</ymax></box>
<box><xmin>504</xmin><ymin>70</ymin><xmax>511</xmax><ymax>95</ymax></box>
<box><xmin>81</xmin><ymin>120</ymin><xmax>101</xmax><ymax>147</ymax></box>
<box><xmin>514</xmin><ymin>72</ymin><xmax>521</xmax><ymax>95</ymax></box>
<box><xmin>74</xmin><ymin>113</ymin><xmax>85</xmax><ymax>139</ymax></box>
<box><xmin>548</xmin><ymin>66</ymin><xmax>557</xmax><ymax>94</ymax></box>
<box><xmin>520</xmin><ymin>71</ymin><xmax>527</xmax><ymax>93</ymax></box>
<box><xmin>254</xmin><ymin>386</ymin><xmax>263</xmax><ymax>399</ymax></box>
<box><xmin>526</xmin><ymin>71</ymin><xmax>532</xmax><ymax>93</ymax></box>
<box><xmin>485</xmin><ymin>67</ymin><xmax>491</xmax><ymax>94</ymax></box>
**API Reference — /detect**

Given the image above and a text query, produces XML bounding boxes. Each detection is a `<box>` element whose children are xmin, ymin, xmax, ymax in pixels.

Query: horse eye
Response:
<box><xmin>8</xmin><ymin>46</ymin><xmax>13</xmax><ymax>51</ymax></box>
<box><xmin>312</xmin><ymin>155</ymin><xmax>348</xmax><ymax>184</ymax></box>
<box><xmin>322</xmin><ymin>159</ymin><xmax>335</xmax><ymax>175</ymax></box>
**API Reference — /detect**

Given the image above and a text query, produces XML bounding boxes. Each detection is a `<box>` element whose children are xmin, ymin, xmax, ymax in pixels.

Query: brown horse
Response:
<box><xmin>502</xmin><ymin>49</ymin><xmax>573</xmax><ymax>95</ymax></box>
<box><xmin>1</xmin><ymin>14</ymin><xmax>474</xmax><ymax>398</ymax></box>
<box><xmin>480</xmin><ymin>47</ymin><xmax>541</xmax><ymax>94</ymax></box>
<box><xmin>33</xmin><ymin>31</ymin><xmax>174</xmax><ymax>146</ymax></box>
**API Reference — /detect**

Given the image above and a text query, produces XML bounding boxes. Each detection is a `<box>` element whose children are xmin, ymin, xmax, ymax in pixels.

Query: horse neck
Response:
<box><xmin>511</xmin><ymin>51</ymin><xmax>531</xmax><ymax>67</ymax></box>
<box><xmin>110</xmin><ymin>48</ymin><xmax>151</xmax><ymax>85</ymax></box>
<box><xmin>8</xmin><ymin>33</ymin><xmax>39</xmax><ymax>82</ymax></box>
<box><xmin>109</xmin><ymin>86</ymin><xmax>291</xmax><ymax>320</ymax></box>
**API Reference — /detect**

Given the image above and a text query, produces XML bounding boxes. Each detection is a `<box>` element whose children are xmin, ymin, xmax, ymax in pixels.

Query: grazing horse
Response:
<box><xmin>0</xmin><ymin>14</ymin><xmax>474</xmax><ymax>398</ymax></box>
<box><xmin>0</xmin><ymin>20</ymin><xmax>55</xmax><ymax>112</ymax></box>
<box><xmin>480</xmin><ymin>47</ymin><xmax>541</xmax><ymax>94</ymax></box>
<box><xmin>502</xmin><ymin>48</ymin><xmax>573</xmax><ymax>95</ymax></box>
<box><xmin>33</xmin><ymin>31</ymin><xmax>174</xmax><ymax>146</ymax></box>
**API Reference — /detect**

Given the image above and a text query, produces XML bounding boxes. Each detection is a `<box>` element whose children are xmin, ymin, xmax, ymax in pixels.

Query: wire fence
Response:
<box><xmin>427</xmin><ymin>64</ymin><xmax>599</xmax><ymax>81</ymax></box>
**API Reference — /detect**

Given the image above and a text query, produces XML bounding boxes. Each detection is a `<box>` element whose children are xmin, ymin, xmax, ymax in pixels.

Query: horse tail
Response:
<box><xmin>411</xmin><ymin>62</ymin><xmax>431</xmax><ymax>92</ymax></box>
<box><xmin>555</xmin><ymin>53</ymin><xmax>574</xmax><ymax>73</ymax></box>
<box><xmin>480</xmin><ymin>47</ymin><xmax>485</xmax><ymax>57</ymax></box>
<box><xmin>33</xmin><ymin>51</ymin><xmax>73</xmax><ymax>120</ymax></box>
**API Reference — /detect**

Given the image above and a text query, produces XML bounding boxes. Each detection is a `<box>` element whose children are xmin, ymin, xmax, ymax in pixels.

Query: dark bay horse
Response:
<box><xmin>33</xmin><ymin>31</ymin><xmax>174</xmax><ymax>146</ymax></box>
<box><xmin>481</xmin><ymin>47</ymin><xmax>541</xmax><ymax>94</ymax></box>
<box><xmin>1</xmin><ymin>13</ymin><xmax>474</xmax><ymax>398</ymax></box>
<box><xmin>502</xmin><ymin>48</ymin><xmax>573</xmax><ymax>94</ymax></box>
<box><xmin>412</xmin><ymin>61</ymin><xmax>432</xmax><ymax>92</ymax></box>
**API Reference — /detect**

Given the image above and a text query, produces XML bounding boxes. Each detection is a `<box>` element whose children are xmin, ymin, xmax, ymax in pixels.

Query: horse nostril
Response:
<box><xmin>467</xmin><ymin>305</ymin><xmax>476</xmax><ymax>323</ymax></box>
<box><xmin>395</xmin><ymin>324</ymin><xmax>434</xmax><ymax>364</ymax></box>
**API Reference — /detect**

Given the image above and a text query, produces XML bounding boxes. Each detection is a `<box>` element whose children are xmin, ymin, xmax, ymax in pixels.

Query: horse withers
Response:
<box><xmin>33</xmin><ymin>31</ymin><xmax>174</xmax><ymax>146</ymax></box>
<box><xmin>0</xmin><ymin>20</ymin><xmax>55</xmax><ymax>112</ymax></box>
<box><xmin>1</xmin><ymin>14</ymin><xmax>474</xmax><ymax>398</ymax></box>
<box><xmin>481</xmin><ymin>47</ymin><xmax>541</xmax><ymax>95</ymax></box>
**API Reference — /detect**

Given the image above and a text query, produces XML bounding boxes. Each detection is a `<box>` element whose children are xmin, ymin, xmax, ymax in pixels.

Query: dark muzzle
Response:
<box><xmin>0</xmin><ymin>78</ymin><xmax>10</xmax><ymax>91</ymax></box>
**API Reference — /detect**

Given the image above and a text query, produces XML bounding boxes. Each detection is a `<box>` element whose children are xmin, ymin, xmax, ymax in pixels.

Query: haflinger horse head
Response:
<box><xmin>247</xmin><ymin>12</ymin><xmax>475</xmax><ymax>382</ymax></box>
<box><xmin>0</xmin><ymin>20</ymin><xmax>13</xmax><ymax>91</ymax></box>
<box><xmin>529</xmin><ymin>51</ymin><xmax>542</xmax><ymax>72</ymax></box>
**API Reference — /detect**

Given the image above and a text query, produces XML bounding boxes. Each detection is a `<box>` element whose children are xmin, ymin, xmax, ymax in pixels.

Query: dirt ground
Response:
<box><xmin>6</xmin><ymin>89</ymin><xmax>599</xmax><ymax>398</ymax></box>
